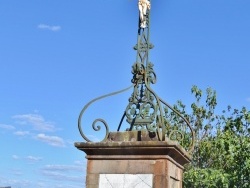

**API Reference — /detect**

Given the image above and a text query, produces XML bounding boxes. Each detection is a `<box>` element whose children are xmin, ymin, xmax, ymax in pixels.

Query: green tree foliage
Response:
<box><xmin>173</xmin><ymin>86</ymin><xmax>250</xmax><ymax>188</ymax></box>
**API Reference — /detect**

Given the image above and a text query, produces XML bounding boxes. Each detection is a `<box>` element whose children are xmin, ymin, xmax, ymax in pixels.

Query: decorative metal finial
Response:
<box><xmin>77</xmin><ymin>0</ymin><xmax>195</xmax><ymax>154</ymax></box>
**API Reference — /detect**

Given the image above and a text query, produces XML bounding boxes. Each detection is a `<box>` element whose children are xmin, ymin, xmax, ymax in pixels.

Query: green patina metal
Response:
<box><xmin>125</xmin><ymin>0</ymin><xmax>157</xmax><ymax>132</ymax></box>
<box><xmin>77</xmin><ymin>0</ymin><xmax>195</xmax><ymax>154</ymax></box>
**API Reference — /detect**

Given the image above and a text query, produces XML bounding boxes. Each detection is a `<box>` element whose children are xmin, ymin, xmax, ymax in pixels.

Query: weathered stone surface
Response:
<box><xmin>107</xmin><ymin>130</ymin><xmax>158</xmax><ymax>142</ymax></box>
<box><xmin>75</xmin><ymin>131</ymin><xmax>191</xmax><ymax>188</ymax></box>
<box><xmin>99</xmin><ymin>174</ymin><xmax>153</xmax><ymax>188</ymax></box>
<box><xmin>75</xmin><ymin>137</ymin><xmax>190</xmax><ymax>165</ymax></box>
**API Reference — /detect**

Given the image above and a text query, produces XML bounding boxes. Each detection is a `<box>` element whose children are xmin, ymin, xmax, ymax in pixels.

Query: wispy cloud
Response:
<box><xmin>41</xmin><ymin>164</ymin><xmax>85</xmax><ymax>183</ymax></box>
<box><xmin>36</xmin><ymin>133</ymin><xmax>65</xmax><ymax>147</ymax></box>
<box><xmin>42</xmin><ymin>171</ymin><xmax>83</xmax><ymax>182</ymax></box>
<box><xmin>14</xmin><ymin>131</ymin><xmax>30</xmax><ymax>136</ymax></box>
<box><xmin>247</xmin><ymin>98</ymin><xmax>250</xmax><ymax>103</ymax></box>
<box><xmin>12</xmin><ymin>155</ymin><xmax>42</xmax><ymax>163</ymax></box>
<box><xmin>38</xmin><ymin>24</ymin><xmax>61</xmax><ymax>32</ymax></box>
<box><xmin>0</xmin><ymin>124</ymin><xmax>15</xmax><ymax>130</ymax></box>
<box><xmin>0</xmin><ymin>177</ymin><xmax>31</xmax><ymax>188</ymax></box>
<box><xmin>0</xmin><ymin>176</ymin><xmax>82</xmax><ymax>188</ymax></box>
<box><xmin>10</xmin><ymin>169</ymin><xmax>23</xmax><ymax>176</ymax></box>
<box><xmin>86</xmin><ymin>134</ymin><xmax>101</xmax><ymax>142</ymax></box>
<box><xmin>13</xmin><ymin>114</ymin><xmax>56</xmax><ymax>132</ymax></box>
<box><xmin>74</xmin><ymin>160</ymin><xmax>85</xmax><ymax>166</ymax></box>
<box><xmin>12</xmin><ymin>155</ymin><xmax>20</xmax><ymax>160</ymax></box>
<box><xmin>43</xmin><ymin>164</ymin><xmax>84</xmax><ymax>172</ymax></box>
<box><xmin>25</xmin><ymin>156</ymin><xmax>43</xmax><ymax>163</ymax></box>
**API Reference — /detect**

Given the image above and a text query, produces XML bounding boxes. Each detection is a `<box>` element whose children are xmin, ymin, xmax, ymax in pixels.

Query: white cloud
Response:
<box><xmin>74</xmin><ymin>160</ymin><xmax>85</xmax><ymax>166</ymax></box>
<box><xmin>43</xmin><ymin>164</ymin><xmax>84</xmax><ymax>172</ymax></box>
<box><xmin>86</xmin><ymin>134</ymin><xmax>101</xmax><ymax>142</ymax></box>
<box><xmin>0</xmin><ymin>176</ymin><xmax>82</xmax><ymax>188</ymax></box>
<box><xmin>10</xmin><ymin>169</ymin><xmax>23</xmax><ymax>176</ymax></box>
<box><xmin>0</xmin><ymin>177</ymin><xmax>31</xmax><ymax>188</ymax></box>
<box><xmin>0</xmin><ymin>124</ymin><xmax>15</xmax><ymax>130</ymax></box>
<box><xmin>247</xmin><ymin>98</ymin><xmax>250</xmax><ymax>102</ymax></box>
<box><xmin>14</xmin><ymin>131</ymin><xmax>30</xmax><ymax>136</ymax></box>
<box><xmin>12</xmin><ymin>155</ymin><xmax>42</xmax><ymax>163</ymax></box>
<box><xmin>36</xmin><ymin>133</ymin><xmax>65</xmax><ymax>147</ymax></box>
<box><xmin>13</xmin><ymin>114</ymin><xmax>56</xmax><ymax>132</ymax></box>
<box><xmin>40</xmin><ymin>163</ymin><xmax>85</xmax><ymax>183</ymax></box>
<box><xmin>12</xmin><ymin>155</ymin><xmax>20</xmax><ymax>160</ymax></box>
<box><xmin>25</xmin><ymin>155</ymin><xmax>42</xmax><ymax>162</ymax></box>
<box><xmin>38</xmin><ymin>24</ymin><xmax>61</xmax><ymax>31</ymax></box>
<box><xmin>42</xmin><ymin>170</ymin><xmax>83</xmax><ymax>182</ymax></box>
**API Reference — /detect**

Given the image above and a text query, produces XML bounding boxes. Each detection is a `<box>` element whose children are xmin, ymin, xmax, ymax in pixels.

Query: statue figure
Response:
<box><xmin>138</xmin><ymin>0</ymin><xmax>151</xmax><ymax>28</ymax></box>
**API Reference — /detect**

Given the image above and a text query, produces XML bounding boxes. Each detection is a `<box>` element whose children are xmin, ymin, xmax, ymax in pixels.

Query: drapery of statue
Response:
<box><xmin>138</xmin><ymin>0</ymin><xmax>151</xmax><ymax>28</ymax></box>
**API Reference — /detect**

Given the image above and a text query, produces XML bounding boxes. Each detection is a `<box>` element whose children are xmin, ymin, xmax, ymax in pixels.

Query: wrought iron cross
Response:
<box><xmin>125</xmin><ymin>0</ymin><xmax>157</xmax><ymax>131</ymax></box>
<box><xmin>77</xmin><ymin>0</ymin><xmax>195</xmax><ymax>154</ymax></box>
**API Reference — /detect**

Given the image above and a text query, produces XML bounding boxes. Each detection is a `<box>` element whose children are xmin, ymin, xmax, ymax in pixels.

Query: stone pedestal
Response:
<box><xmin>75</xmin><ymin>131</ymin><xmax>191</xmax><ymax>188</ymax></box>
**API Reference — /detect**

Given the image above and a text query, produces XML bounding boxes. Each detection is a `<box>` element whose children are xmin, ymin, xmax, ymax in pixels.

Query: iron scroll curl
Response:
<box><xmin>142</xmin><ymin>64</ymin><xmax>195</xmax><ymax>153</ymax></box>
<box><xmin>78</xmin><ymin>85</ymin><xmax>133</xmax><ymax>142</ymax></box>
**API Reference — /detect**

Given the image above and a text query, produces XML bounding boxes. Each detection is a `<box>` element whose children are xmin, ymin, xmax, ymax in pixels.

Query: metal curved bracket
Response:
<box><xmin>78</xmin><ymin>85</ymin><xmax>133</xmax><ymax>142</ymax></box>
<box><xmin>143</xmin><ymin>65</ymin><xmax>195</xmax><ymax>153</ymax></box>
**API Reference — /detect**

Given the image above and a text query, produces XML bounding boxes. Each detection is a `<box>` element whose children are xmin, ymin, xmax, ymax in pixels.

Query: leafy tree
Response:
<box><xmin>171</xmin><ymin>86</ymin><xmax>250</xmax><ymax>188</ymax></box>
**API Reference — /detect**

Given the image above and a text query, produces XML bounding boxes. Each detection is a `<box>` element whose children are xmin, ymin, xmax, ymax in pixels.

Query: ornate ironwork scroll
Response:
<box><xmin>78</xmin><ymin>85</ymin><xmax>133</xmax><ymax>142</ymax></box>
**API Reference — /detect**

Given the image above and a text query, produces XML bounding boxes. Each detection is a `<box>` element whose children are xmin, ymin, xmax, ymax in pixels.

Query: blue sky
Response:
<box><xmin>0</xmin><ymin>0</ymin><xmax>250</xmax><ymax>187</ymax></box>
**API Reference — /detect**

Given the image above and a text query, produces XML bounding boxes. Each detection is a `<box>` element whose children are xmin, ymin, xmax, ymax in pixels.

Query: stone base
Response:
<box><xmin>75</xmin><ymin>131</ymin><xmax>191</xmax><ymax>188</ymax></box>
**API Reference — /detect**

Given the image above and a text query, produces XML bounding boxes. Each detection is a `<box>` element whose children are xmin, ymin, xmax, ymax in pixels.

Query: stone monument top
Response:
<box><xmin>75</xmin><ymin>2</ymin><xmax>194</xmax><ymax>187</ymax></box>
